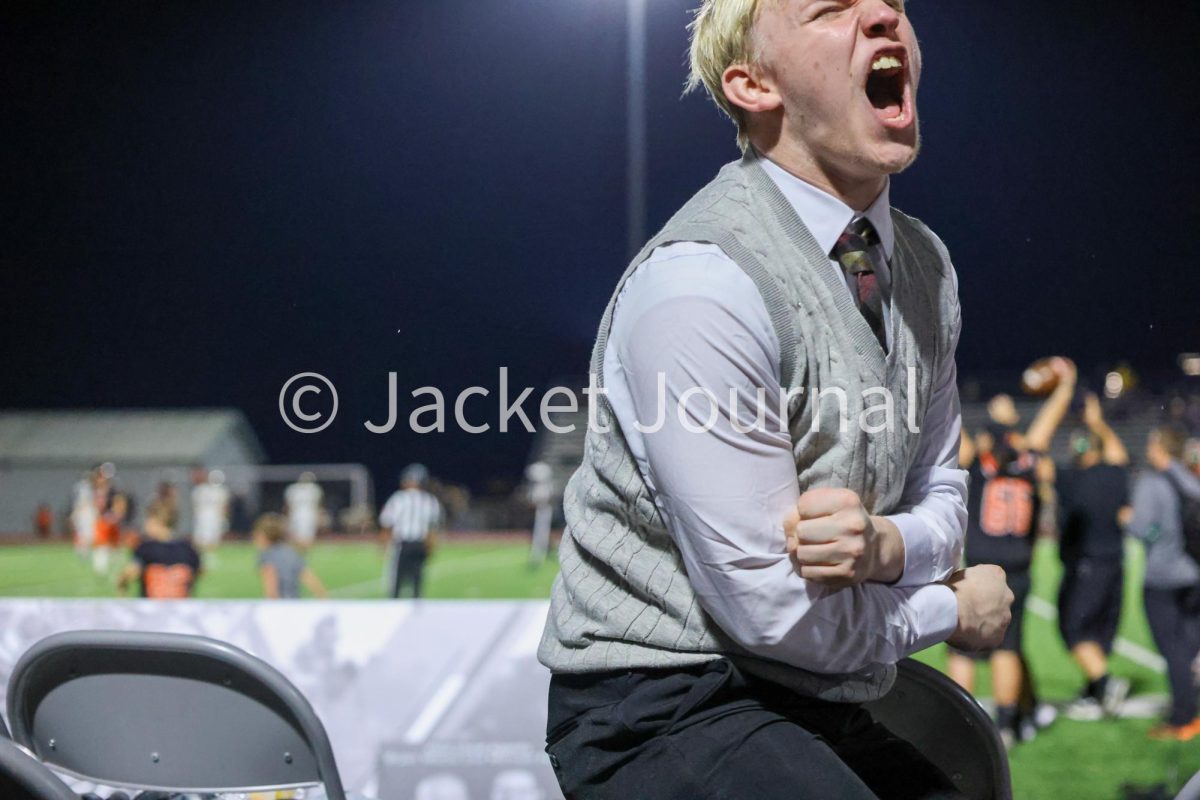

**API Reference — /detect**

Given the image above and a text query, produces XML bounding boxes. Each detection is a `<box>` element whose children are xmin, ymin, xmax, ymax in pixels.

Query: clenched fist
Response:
<box><xmin>786</xmin><ymin>488</ymin><xmax>899</xmax><ymax>589</ymax></box>
<box><xmin>944</xmin><ymin>565</ymin><xmax>1014</xmax><ymax>653</ymax></box>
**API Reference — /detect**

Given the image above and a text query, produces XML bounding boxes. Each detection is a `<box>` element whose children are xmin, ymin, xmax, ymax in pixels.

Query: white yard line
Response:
<box><xmin>1025</xmin><ymin>595</ymin><xmax>1166</xmax><ymax>674</ymax></box>
<box><xmin>402</xmin><ymin>672</ymin><xmax>467</xmax><ymax>744</ymax></box>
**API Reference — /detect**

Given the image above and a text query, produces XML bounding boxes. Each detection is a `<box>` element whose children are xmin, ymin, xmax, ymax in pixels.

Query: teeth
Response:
<box><xmin>871</xmin><ymin>55</ymin><xmax>903</xmax><ymax>71</ymax></box>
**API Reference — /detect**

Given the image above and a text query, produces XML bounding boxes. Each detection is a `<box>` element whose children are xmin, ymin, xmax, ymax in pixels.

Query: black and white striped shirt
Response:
<box><xmin>379</xmin><ymin>489</ymin><xmax>442</xmax><ymax>543</ymax></box>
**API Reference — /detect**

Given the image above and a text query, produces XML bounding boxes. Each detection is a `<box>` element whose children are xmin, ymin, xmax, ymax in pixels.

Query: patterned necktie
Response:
<box><xmin>831</xmin><ymin>217</ymin><xmax>887</xmax><ymax>353</ymax></box>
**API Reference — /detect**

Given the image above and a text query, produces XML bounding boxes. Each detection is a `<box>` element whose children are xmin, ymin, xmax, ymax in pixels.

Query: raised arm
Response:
<box><xmin>959</xmin><ymin>429</ymin><xmax>977</xmax><ymax>469</ymax></box>
<box><xmin>1024</xmin><ymin>357</ymin><xmax>1077</xmax><ymax>453</ymax></box>
<box><xmin>1082</xmin><ymin>393</ymin><xmax>1129</xmax><ymax>467</ymax></box>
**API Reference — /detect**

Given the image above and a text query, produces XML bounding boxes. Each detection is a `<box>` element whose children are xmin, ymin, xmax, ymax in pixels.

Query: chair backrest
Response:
<box><xmin>6</xmin><ymin>630</ymin><xmax>345</xmax><ymax>799</ymax></box>
<box><xmin>0</xmin><ymin>738</ymin><xmax>78</xmax><ymax>800</ymax></box>
<box><xmin>864</xmin><ymin>658</ymin><xmax>1012</xmax><ymax>800</ymax></box>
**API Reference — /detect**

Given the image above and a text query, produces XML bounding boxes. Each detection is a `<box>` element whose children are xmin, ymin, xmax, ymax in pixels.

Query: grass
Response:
<box><xmin>0</xmin><ymin>539</ymin><xmax>560</xmax><ymax>600</ymax></box>
<box><xmin>915</xmin><ymin>541</ymin><xmax>1198</xmax><ymax>800</ymax></box>
<box><xmin>1</xmin><ymin>537</ymin><xmax>1196</xmax><ymax>798</ymax></box>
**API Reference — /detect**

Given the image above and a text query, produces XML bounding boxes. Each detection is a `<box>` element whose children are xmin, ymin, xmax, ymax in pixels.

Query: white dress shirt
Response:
<box><xmin>601</xmin><ymin>158</ymin><xmax>967</xmax><ymax>675</ymax></box>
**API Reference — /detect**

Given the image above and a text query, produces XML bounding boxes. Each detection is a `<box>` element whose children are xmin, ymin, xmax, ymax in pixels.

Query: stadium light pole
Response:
<box><xmin>626</xmin><ymin>0</ymin><xmax>648</xmax><ymax>259</ymax></box>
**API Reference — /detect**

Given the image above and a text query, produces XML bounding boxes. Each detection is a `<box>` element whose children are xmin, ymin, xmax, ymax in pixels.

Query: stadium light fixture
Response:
<box><xmin>626</xmin><ymin>0</ymin><xmax>648</xmax><ymax>259</ymax></box>
<box><xmin>1104</xmin><ymin>371</ymin><xmax>1124</xmax><ymax>399</ymax></box>
<box><xmin>1180</xmin><ymin>353</ymin><xmax>1200</xmax><ymax>377</ymax></box>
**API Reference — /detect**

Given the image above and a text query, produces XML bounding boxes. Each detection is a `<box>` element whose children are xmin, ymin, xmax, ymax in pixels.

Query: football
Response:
<box><xmin>1021</xmin><ymin>357</ymin><xmax>1061</xmax><ymax>397</ymax></box>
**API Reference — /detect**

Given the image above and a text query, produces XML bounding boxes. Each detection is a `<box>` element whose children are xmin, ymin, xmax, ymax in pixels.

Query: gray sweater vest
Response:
<box><xmin>538</xmin><ymin>151</ymin><xmax>961</xmax><ymax>702</ymax></box>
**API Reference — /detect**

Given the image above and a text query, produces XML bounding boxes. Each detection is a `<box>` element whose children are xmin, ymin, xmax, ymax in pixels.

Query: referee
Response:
<box><xmin>379</xmin><ymin>464</ymin><xmax>442</xmax><ymax>599</ymax></box>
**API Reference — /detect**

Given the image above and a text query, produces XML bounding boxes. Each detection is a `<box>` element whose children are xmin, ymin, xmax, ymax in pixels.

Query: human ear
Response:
<box><xmin>722</xmin><ymin>63</ymin><xmax>782</xmax><ymax>115</ymax></box>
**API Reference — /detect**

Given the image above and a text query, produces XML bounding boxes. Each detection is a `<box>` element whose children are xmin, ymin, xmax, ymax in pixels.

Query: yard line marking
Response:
<box><xmin>1112</xmin><ymin>640</ymin><xmax>1169</xmax><ymax>674</ymax></box>
<box><xmin>1025</xmin><ymin>595</ymin><xmax>1167</xmax><ymax>674</ymax></box>
<box><xmin>507</xmin><ymin>601</ymin><xmax>551</xmax><ymax>659</ymax></box>
<box><xmin>403</xmin><ymin>672</ymin><xmax>467</xmax><ymax>744</ymax></box>
<box><xmin>1023</xmin><ymin>595</ymin><xmax>1058</xmax><ymax>619</ymax></box>
<box><xmin>401</xmin><ymin>606</ymin><xmax>523</xmax><ymax>745</ymax></box>
<box><xmin>974</xmin><ymin>693</ymin><xmax>1166</xmax><ymax>720</ymax></box>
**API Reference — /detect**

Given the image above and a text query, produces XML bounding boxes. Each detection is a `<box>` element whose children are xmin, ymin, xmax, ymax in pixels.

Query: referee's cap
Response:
<box><xmin>401</xmin><ymin>463</ymin><xmax>429</xmax><ymax>485</ymax></box>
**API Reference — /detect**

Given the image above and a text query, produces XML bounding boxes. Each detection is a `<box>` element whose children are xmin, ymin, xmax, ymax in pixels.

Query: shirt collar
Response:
<box><xmin>759</xmin><ymin>156</ymin><xmax>895</xmax><ymax>261</ymax></box>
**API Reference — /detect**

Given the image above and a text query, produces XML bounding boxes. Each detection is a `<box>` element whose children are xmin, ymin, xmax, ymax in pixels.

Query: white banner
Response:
<box><xmin>0</xmin><ymin>599</ymin><xmax>560</xmax><ymax>800</ymax></box>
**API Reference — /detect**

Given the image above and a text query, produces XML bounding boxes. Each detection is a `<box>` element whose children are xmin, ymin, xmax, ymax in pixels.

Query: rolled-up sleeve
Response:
<box><xmin>604</xmin><ymin>246</ymin><xmax>958</xmax><ymax>674</ymax></box>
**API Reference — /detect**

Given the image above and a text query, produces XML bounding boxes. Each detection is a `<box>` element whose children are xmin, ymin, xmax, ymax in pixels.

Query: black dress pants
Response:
<box><xmin>390</xmin><ymin>541</ymin><xmax>427</xmax><ymax>599</ymax></box>
<box><xmin>1144</xmin><ymin>584</ymin><xmax>1200</xmax><ymax>726</ymax></box>
<box><xmin>546</xmin><ymin>659</ymin><xmax>963</xmax><ymax>800</ymax></box>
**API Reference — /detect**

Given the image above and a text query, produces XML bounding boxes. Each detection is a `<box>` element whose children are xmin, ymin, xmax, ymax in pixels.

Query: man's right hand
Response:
<box><xmin>944</xmin><ymin>565</ymin><xmax>1014</xmax><ymax>653</ymax></box>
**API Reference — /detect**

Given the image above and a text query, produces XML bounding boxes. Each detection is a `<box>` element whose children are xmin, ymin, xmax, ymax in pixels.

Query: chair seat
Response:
<box><xmin>0</xmin><ymin>738</ymin><xmax>78</xmax><ymax>800</ymax></box>
<box><xmin>864</xmin><ymin>659</ymin><xmax>1012</xmax><ymax>800</ymax></box>
<box><xmin>7</xmin><ymin>630</ymin><xmax>345</xmax><ymax>799</ymax></box>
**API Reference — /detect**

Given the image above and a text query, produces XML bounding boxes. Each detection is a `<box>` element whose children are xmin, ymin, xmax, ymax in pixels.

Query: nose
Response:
<box><xmin>862</xmin><ymin>0</ymin><xmax>901</xmax><ymax>38</ymax></box>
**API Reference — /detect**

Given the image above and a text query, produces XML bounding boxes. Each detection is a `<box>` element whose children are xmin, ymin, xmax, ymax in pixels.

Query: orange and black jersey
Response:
<box><xmin>133</xmin><ymin>539</ymin><xmax>201</xmax><ymax>599</ymax></box>
<box><xmin>965</xmin><ymin>450</ymin><xmax>1041</xmax><ymax>572</ymax></box>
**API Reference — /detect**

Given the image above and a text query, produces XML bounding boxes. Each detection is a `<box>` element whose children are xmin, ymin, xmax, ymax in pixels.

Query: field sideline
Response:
<box><xmin>1</xmin><ymin>537</ymin><xmax>1196</xmax><ymax>798</ymax></box>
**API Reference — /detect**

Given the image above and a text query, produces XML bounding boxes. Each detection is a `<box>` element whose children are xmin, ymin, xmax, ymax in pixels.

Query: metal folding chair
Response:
<box><xmin>6</xmin><ymin>630</ymin><xmax>346</xmax><ymax>799</ymax></box>
<box><xmin>864</xmin><ymin>658</ymin><xmax>1012</xmax><ymax>800</ymax></box>
<box><xmin>0</xmin><ymin>738</ymin><xmax>78</xmax><ymax>800</ymax></box>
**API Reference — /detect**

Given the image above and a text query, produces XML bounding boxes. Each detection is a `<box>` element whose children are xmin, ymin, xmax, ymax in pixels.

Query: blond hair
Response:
<box><xmin>252</xmin><ymin>512</ymin><xmax>289</xmax><ymax>545</ymax></box>
<box><xmin>686</xmin><ymin>0</ymin><xmax>771</xmax><ymax>152</ymax></box>
<box><xmin>145</xmin><ymin>500</ymin><xmax>177</xmax><ymax>530</ymax></box>
<box><xmin>1152</xmin><ymin>426</ymin><xmax>1188</xmax><ymax>460</ymax></box>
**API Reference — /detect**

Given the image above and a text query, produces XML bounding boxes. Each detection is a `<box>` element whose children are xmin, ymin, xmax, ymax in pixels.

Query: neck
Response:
<box><xmin>755</xmin><ymin>140</ymin><xmax>887</xmax><ymax>212</ymax></box>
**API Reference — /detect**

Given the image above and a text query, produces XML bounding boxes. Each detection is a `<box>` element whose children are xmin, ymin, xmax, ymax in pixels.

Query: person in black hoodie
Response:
<box><xmin>1056</xmin><ymin>393</ymin><xmax>1132</xmax><ymax>720</ymax></box>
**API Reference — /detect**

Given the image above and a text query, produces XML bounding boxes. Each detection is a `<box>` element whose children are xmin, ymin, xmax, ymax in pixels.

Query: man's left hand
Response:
<box><xmin>786</xmin><ymin>488</ymin><xmax>903</xmax><ymax>589</ymax></box>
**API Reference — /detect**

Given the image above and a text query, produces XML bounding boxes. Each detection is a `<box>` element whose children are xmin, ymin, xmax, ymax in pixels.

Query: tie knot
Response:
<box><xmin>832</xmin><ymin>217</ymin><xmax>881</xmax><ymax>276</ymax></box>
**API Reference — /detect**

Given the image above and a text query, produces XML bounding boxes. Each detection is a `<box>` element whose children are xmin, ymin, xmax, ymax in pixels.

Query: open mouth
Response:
<box><xmin>865</xmin><ymin>51</ymin><xmax>911</xmax><ymax>129</ymax></box>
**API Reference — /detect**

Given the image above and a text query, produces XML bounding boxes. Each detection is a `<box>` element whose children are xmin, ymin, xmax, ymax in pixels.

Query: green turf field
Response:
<box><xmin>1</xmin><ymin>538</ymin><xmax>1196</xmax><ymax>799</ymax></box>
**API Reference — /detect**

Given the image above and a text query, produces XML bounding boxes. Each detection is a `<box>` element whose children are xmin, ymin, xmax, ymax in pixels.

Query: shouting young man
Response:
<box><xmin>539</xmin><ymin>2</ymin><xmax>1013</xmax><ymax>798</ymax></box>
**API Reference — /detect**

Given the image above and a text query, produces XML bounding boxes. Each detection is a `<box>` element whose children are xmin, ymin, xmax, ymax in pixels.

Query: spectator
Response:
<box><xmin>116</xmin><ymin>502</ymin><xmax>202</xmax><ymax>599</ymax></box>
<box><xmin>33</xmin><ymin>504</ymin><xmax>53</xmax><ymax>539</ymax></box>
<box><xmin>1127</xmin><ymin>426</ymin><xmax>1200</xmax><ymax>741</ymax></box>
<box><xmin>252</xmin><ymin>512</ymin><xmax>328</xmax><ymax>599</ymax></box>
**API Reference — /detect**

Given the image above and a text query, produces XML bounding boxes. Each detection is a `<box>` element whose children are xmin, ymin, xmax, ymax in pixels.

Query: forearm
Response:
<box><xmin>1092</xmin><ymin>419</ymin><xmax>1129</xmax><ymax>465</ymax></box>
<box><xmin>868</xmin><ymin>516</ymin><xmax>906</xmax><ymax>584</ymax></box>
<box><xmin>884</xmin><ymin>477</ymin><xmax>967</xmax><ymax>586</ymax></box>
<box><xmin>301</xmin><ymin>569</ymin><xmax>327</xmax><ymax>598</ymax></box>
<box><xmin>685</xmin><ymin>548</ymin><xmax>958</xmax><ymax>672</ymax></box>
<box><xmin>1026</xmin><ymin>380</ymin><xmax>1075</xmax><ymax>452</ymax></box>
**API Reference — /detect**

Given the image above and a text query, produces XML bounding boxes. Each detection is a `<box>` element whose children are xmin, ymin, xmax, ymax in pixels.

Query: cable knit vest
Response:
<box><xmin>538</xmin><ymin>151</ymin><xmax>961</xmax><ymax>702</ymax></box>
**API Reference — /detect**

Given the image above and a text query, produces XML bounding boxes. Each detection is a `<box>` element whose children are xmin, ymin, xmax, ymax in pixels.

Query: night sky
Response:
<box><xmin>3</xmin><ymin>1</ymin><xmax>1198</xmax><ymax>492</ymax></box>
